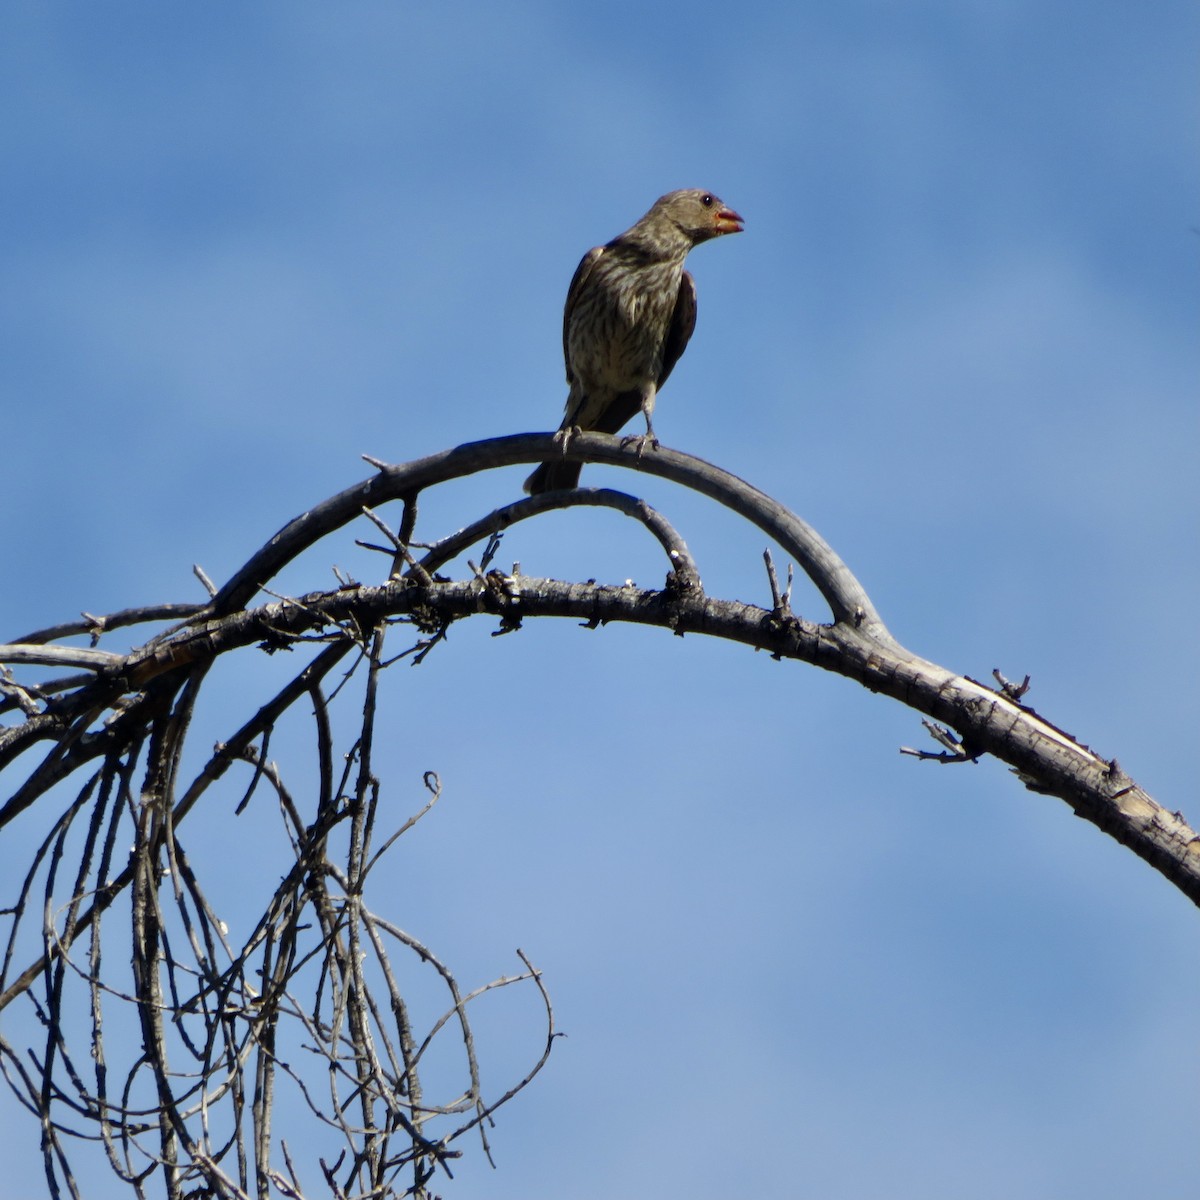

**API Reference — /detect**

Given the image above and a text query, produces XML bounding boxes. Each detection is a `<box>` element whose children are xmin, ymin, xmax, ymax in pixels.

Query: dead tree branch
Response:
<box><xmin>0</xmin><ymin>431</ymin><xmax>1194</xmax><ymax>1198</ymax></box>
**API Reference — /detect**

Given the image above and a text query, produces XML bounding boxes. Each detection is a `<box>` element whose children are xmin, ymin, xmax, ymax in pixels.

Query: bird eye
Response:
<box><xmin>700</xmin><ymin>194</ymin><xmax>714</xmax><ymax>207</ymax></box>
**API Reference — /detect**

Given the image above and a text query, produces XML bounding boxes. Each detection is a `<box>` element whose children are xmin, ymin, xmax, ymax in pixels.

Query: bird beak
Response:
<box><xmin>714</xmin><ymin>208</ymin><xmax>744</xmax><ymax>235</ymax></box>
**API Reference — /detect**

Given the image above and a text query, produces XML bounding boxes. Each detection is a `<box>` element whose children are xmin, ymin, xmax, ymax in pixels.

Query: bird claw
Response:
<box><xmin>620</xmin><ymin>433</ymin><xmax>660</xmax><ymax>459</ymax></box>
<box><xmin>553</xmin><ymin>424</ymin><xmax>582</xmax><ymax>458</ymax></box>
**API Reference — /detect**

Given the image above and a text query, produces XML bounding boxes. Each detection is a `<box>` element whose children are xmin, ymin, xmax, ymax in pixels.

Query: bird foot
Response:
<box><xmin>553</xmin><ymin>424</ymin><xmax>582</xmax><ymax>458</ymax></box>
<box><xmin>620</xmin><ymin>433</ymin><xmax>660</xmax><ymax>459</ymax></box>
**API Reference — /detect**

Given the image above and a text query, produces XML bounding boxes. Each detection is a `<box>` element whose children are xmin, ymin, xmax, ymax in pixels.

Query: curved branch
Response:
<box><xmin>2</xmin><ymin>434</ymin><xmax>1195</xmax><ymax>905</ymax></box>
<box><xmin>416</xmin><ymin>486</ymin><xmax>701</xmax><ymax>586</ymax></box>
<box><xmin>215</xmin><ymin>433</ymin><xmax>883</xmax><ymax>632</ymax></box>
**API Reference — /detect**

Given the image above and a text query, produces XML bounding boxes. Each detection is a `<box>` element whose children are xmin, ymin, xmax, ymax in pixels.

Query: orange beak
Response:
<box><xmin>715</xmin><ymin>207</ymin><xmax>745</xmax><ymax>235</ymax></box>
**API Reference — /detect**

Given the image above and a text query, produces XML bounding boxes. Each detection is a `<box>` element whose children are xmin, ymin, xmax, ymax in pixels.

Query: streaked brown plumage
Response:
<box><xmin>524</xmin><ymin>189</ymin><xmax>744</xmax><ymax>494</ymax></box>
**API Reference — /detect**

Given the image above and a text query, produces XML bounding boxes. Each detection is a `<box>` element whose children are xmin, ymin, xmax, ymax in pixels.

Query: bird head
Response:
<box><xmin>649</xmin><ymin>188</ymin><xmax>745</xmax><ymax>245</ymax></box>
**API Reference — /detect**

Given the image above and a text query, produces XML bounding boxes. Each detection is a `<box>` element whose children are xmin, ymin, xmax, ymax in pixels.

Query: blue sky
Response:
<box><xmin>2</xmin><ymin>3</ymin><xmax>1198</xmax><ymax>1197</ymax></box>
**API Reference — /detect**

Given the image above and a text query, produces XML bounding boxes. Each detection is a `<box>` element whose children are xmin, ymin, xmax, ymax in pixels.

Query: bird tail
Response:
<box><xmin>523</xmin><ymin>458</ymin><xmax>583</xmax><ymax>495</ymax></box>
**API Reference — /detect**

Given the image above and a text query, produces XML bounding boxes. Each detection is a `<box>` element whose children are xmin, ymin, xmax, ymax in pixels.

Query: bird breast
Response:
<box><xmin>568</xmin><ymin>256</ymin><xmax>684</xmax><ymax>393</ymax></box>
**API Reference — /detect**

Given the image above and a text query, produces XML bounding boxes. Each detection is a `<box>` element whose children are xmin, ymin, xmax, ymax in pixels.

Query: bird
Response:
<box><xmin>524</xmin><ymin>188</ymin><xmax>744</xmax><ymax>494</ymax></box>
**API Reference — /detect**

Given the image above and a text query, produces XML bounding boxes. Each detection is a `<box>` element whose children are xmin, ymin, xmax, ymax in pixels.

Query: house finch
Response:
<box><xmin>524</xmin><ymin>189</ymin><xmax>744</xmax><ymax>494</ymax></box>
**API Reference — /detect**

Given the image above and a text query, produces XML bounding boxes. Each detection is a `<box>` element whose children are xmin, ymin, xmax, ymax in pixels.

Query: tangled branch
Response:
<box><xmin>1</xmin><ymin>431</ymin><xmax>1196</xmax><ymax>1198</ymax></box>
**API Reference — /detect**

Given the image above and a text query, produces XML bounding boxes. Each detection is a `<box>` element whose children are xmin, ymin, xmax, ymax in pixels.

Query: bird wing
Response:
<box><xmin>657</xmin><ymin>269</ymin><xmax>697</xmax><ymax>389</ymax></box>
<box><xmin>562</xmin><ymin>245</ymin><xmax>605</xmax><ymax>384</ymax></box>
